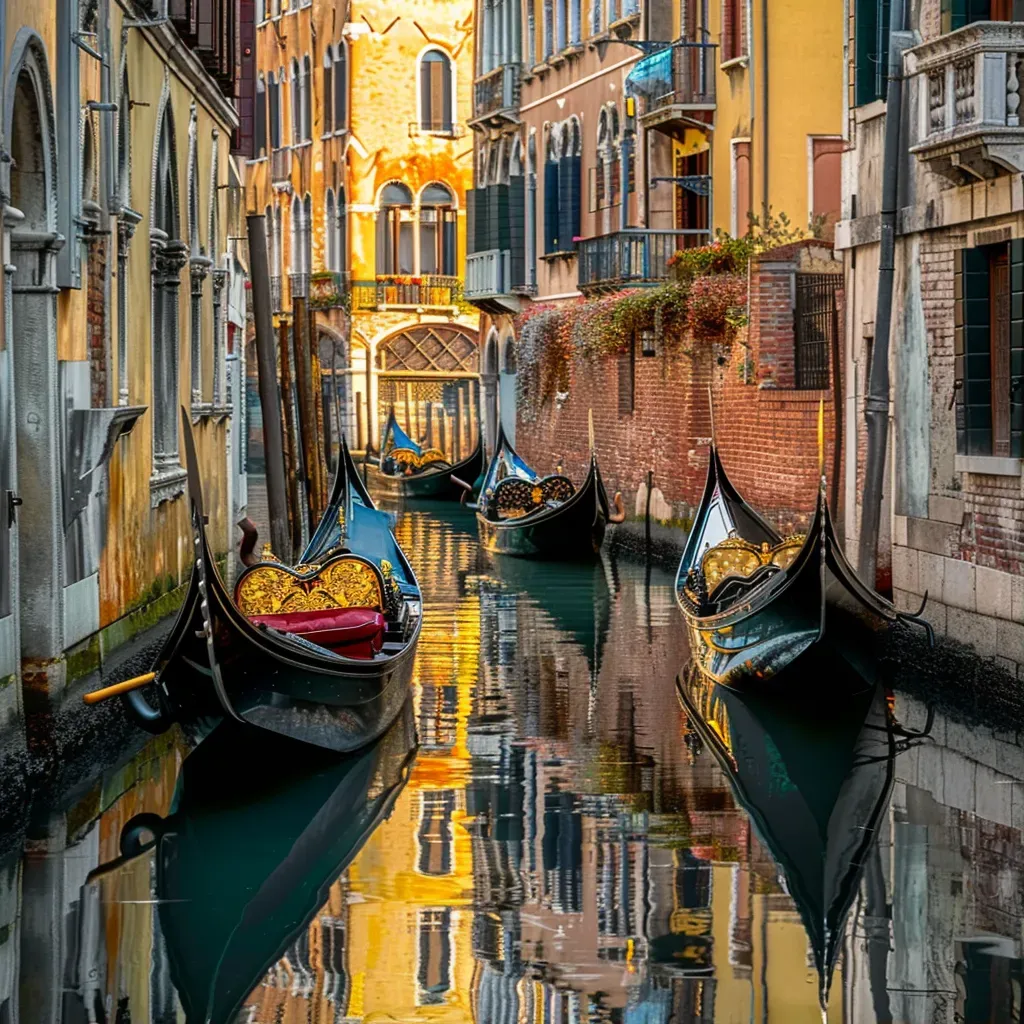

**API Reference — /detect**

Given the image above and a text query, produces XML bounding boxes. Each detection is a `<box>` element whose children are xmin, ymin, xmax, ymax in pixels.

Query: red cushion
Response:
<box><xmin>249</xmin><ymin>607</ymin><xmax>386</xmax><ymax>659</ymax></box>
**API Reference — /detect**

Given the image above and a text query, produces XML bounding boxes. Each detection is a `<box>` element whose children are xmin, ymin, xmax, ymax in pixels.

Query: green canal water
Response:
<box><xmin>2</xmin><ymin>502</ymin><xmax>1022</xmax><ymax>1023</ymax></box>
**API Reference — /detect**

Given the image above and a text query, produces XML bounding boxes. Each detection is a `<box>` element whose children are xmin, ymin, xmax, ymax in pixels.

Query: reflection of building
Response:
<box><xmin>247</xmin><ymin>0</ymin><xmax>480</xmax><ymax>463</ymax></box>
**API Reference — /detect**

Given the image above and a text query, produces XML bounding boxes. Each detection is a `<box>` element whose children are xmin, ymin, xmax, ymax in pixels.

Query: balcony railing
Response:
<box><xmin>289</xmin><ymin>271</ymin><xmax>308</xmax><ymax>300</ymax></box>
<box><xmin>466</xmin><ymin>250</ymin><xmax>511</xmax><ymax>299</ymax></box>
<box><xmin>270</xmin><ymin>274</ymin><xmax>283</xmax><ymax>313</ymax></box>
<box><xmin>907</xmin><ymin>22</ymin><xmax>1024</xmax><ymax>183</ymax></box>
<box><xmin>472</xmin><ymin>63</ymin><xmax>523</xmax><ymax>124</ymax></box>
<box><xmin>350</xmin><ymin>275</ymin><xmax>462</xmax><ymax>311</ymax></box>
<box><xmin>270</xmin><ymin>146</ymin><xmax>292</xmax><ymax>183</ymax></box>
<box><xmin>628</xmin><ymin>42</ymin><xmax>716</xmax><ymax>130</ymax></box>
<box><xmin>577</xmin><ymin>229</ymin><xmax>711</xmax><ymax>291</ymax></box>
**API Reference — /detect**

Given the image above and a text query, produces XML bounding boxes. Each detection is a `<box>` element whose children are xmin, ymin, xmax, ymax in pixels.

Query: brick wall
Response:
<box><xmin>87</xmin><ymin>238</ymin><xmax>108</xmax><ymax>408</ymax></box>
<box><xmin>516</xmin><ymin>244</ymin><xmax>839</xmax><ymax>533</ymax></box>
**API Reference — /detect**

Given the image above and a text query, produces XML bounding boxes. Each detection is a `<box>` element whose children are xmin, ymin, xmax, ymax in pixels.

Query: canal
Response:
<box><xmin>2</xmin><ymin>502</ymin><xmax>1023</xmax><ymax>1022</ymax></box>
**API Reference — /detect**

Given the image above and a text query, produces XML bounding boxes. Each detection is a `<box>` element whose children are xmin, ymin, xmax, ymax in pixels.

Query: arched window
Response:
<box><xmin>335</xmin><ymin>186</ymin><xmax>346</xmax><ymax>271</ymax></box>
<box><xmin>419</xmin><ymin>49</ymin><xmax>453</xmax><ymax>133</ymax></box>
<box><xmin>303</xmin><ymin>193</ymin><xmax>312</xmax><ymax>279</ymax></box>
<box><xmin>508</xmin><ymin>139</ymin><xmax>525</xmax><ymax>289</ymax></box>
<box><xmin>290</xmin><ymin>194</ymin><xmax>302</xmax><ymax>276</ymax></box>
<box><xmin>268</xmin><ymin>71</ymin><xmax>281</xmax><ymax>149</ymax></box>
<box><xmin>255</xmin><ymin>74</ymin><xmax>267</xmax><ymax>157</ymax></box>
<box><xmin>544</xmin><ymin>125</ymin><xmax>560</xmax><ymax>253</ymax></box>
<box><xmin>420</xmin><ymin>183</ymin><xmax>456</xmax><ymax>277</ymax></box>
<box><xmin>333</xmin><ymin>44</ymin><xmax>348</xmax><ymax>130</ymax></box>
<box><xmin>290</xmin><ymin>58</ymin><xmax>301</xmax><ymax>145</ymax></box>
<box><xmin>118</xmin><ymin>72</ymin><xmax>131</xmax><ymax>206</ymax></box>
<box><xmin>301</xmin><ymin>55</ymin><xmax>312</xmax><ymax>142</ymax></box>
<box><xmin>187</xmin><ymin>134</ymin><xmax>204</xmax><ymax>404</ymax></box>
<box><xmin>323</xmin><ymin>52</ymin><xmax>333</xmax><ymax>134</ymax></box>
<box><xmin>325</xmin><ymin>189</ymin><xmax>335</xmax><ymax>270</ymax></box>
<box><xmin>116</xmin><ymin>73</ymin><xmax>135</xmax><ymax>406</ymax></box>
<box><xmin>209</xmin><ymin>141</ymin><xmax>224</xmax><ymax>405</ymax></box>
<box><xmin>376</xmin><ymin>182</ymin><xmax>414</xmax><ymax>275</ymax></box>
<box><xmin>151</xmin><ymin>103</ymin><xmax>184</xmax><ymax>474</ymax></box>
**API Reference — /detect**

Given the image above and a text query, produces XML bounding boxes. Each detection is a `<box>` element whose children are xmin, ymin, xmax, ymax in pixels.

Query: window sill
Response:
<box><xmin>150</xmin><ymin>465</ymin><xmax>187</xmax><ymax>508</ymax></box>
<box><xmin>247</xmin><ymin>155</ymin><xmax>269</xmax><ymax>165</ymax></box>
<box><xmin>321</xmin><ymin>130</ymin><xmax>349</xmax><ymax>140</ymax></box>
<box><xmin>532</xmin><ymin>61</ymin><xmax>553</xmax><ymax>76</ymax></box>
<box><xmin>561</xmin><ymin>44</ymin><xmax>584</xmax><ymax>59</ymax></box>
<box><xmin>588</xmin><ymin>31</ymin><xmax>611</xmax><ymax>49</ymax></box>
<box><xmin>548</xmin><ymin>53</ymin><xmax>567</xmax><ymax>67</ymax></box>
<box><xmin>292</xmin><ymin>139</ymin><xmax>313</xmax><ymax>149</ymax></box>
<box><xmin>854</xmin><ymin>99</ymin><xmax>887</xmax><ymax>124</ymax></box>
<box><xmin>955</xmin><ymin>454</ymin><xmax>1022</xmax><ymax>477</ymax></box>
<box><xmin>720</xmin><ymin>54</ymin><xmax>749</xmax><ymax>72</ymax></box>
<box><xmin>539</xmin><ymin>249</ymin><xmax>577</xmax><ymax>262</ymax></box>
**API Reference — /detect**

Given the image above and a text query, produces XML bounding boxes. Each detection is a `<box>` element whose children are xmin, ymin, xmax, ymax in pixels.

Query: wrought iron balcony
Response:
<box><xmin>350</xmin><ymin>275</ymin><xmax>462</xmax><ymax>311</ymax></box>
<box><xmin>269</xmin><ymin>274</ymin><xmax>283</xmax><ymax>313</ymax></box>
<box><xmin>908</xmin><ymin>22</ymin><xmax>1024</xmax><ymax>184</ymax></box>
<box><xmin>471</xmin><ymin>64</ymin><xmax>523</xmax><ymax>128</ymax></box>
<box><xmin>577</xmin><ymin>229</ymin><xmax>711</xmax><ymax>292</ymax></box>
<box><xmin>270</xmin><ymin>146</ymin><xmax>292</xmax><ymax>184</ymax></box>
<box><xmin>627</xmin><ymin>42</ymin><xmax>716</xmax><ymax>139</ymax></box>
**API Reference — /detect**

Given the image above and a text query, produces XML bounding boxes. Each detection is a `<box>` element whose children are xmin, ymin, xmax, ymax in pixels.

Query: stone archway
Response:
<box><xmin>499</xmin><ymin>334</ymin><xmax>517</xmax><ymax>446</ymax></box>
<box><xmin>481</xmin><ymin>327</ymin><xmax>498</xmax><ymax>452</ymax></box>
<box><xmin>3</xmin><ymin>36</ymin><xmax>64</xmax><ymax>674</ymax></box>
<box><xmin>375</xmin><ymin>322</ymin><xmax>479</xmax><ymax>463</ymax></box>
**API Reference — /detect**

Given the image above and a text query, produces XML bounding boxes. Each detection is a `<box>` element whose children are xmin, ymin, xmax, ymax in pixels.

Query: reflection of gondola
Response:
<box><xmin>116</xmin><ymin>411</ymin><xmax>422</xmax><ymax>752</ymax></box>
<box><xmin>675</xmin><ymin>440</ymin><xmax>932</xmax><ymax>688</ymax></box>
<box><xmin>370</xmin><ymin>407</ymin><xmax>484</xmax><ymax>500</ymax></box>
<box><xmin>94</xmin><ymin>700</ymin><xmax>416</xmax><ymax>1024</ymax></box>
<box><xmin>487</xmin><ymin>556</ymin><xmax>613</xmax><ymax>673</ymax></box>
<box><xmin>475</xmin><ymin>426</ymin><xmax>611</xmax><ymax>560</ymax></box>
<box><xmin>677</xmin><ymin>660</ymin><xmax>896</xmax><ymax>1006</ymax></box>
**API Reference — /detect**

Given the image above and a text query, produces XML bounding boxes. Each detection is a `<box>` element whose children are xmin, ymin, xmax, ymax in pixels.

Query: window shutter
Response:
<box><xmin>255</xmin><ymin>86</ymin><xmax>266</xmax><ymax>157</ymax></box>
<box><xmin>960</xmin><ymin>247</ymin><xmax>993</xmax><ymax>455</ymax></box>
<box><xmin>324</xmin><ymin>61</ymin><xmax>333</xmax><ymax>133</ymax></box>
<box><xmin>334</xmin><ymin>55</ymin><xmax>347</xmax><ymax>129</ymax></box>
<box><xmin>1011</xmin><ymin>239</ymin><xmax>1024</xmax><ymax>457</ymax></box>
<box><xmin>421</xmin><ymin>60</ymin><xmax>433</xmax><ymax>129</ymax></box>
<box><xmin>954</xmin><ymin>251</ymin><xmax>967</xmax><ymax>455</ymax></box>
<box><xmin>509</xmin><ymin>176</ymin><xmax>526</xmax><ymax>288</ymax></box>
<box><xmin>466</xmin><ymin>189</ymin><xmax>476</xmax><ymax>255</ymax></box>
<box><xmin>855</xmin><ymin>0</ymin><xmax>891</xmax><ymax>107</ymax></box>
<box><xmin>442</xmin><ymin>209</ymin><xmax>457</xmax><ymax>275</ymax></box>
<box><xmin>558</xmin><ymin>155</ymin><xmax>581</xmax><ymax>249</ymax></box>
<box><xmin>544</xmin><ymin>162</ymin><xmax>560</xmax><ymax>253</ymax></box>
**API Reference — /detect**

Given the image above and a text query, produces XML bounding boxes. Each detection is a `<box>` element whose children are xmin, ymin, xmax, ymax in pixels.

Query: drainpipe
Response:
<box><xmin>99</xmin><ymin>0</ymin><xmax>115</xmax><ymax>406</ymax></box>
<box><xmin>760</xmin><ymin>0</ymin><xmax>768</xmax><ymax>219</ymax></box>
<box><xmin>746</xmin><ymin>0</ymin><xmax>754</xmax><ymax>229</ymax></box>
<box><xmin>857</xmin><ymin>0</ymin><xmax>907</xmax><ymax>589</ymax></box>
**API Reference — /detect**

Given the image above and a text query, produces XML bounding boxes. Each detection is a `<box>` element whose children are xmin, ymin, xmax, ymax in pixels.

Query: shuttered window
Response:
<box><xmin>420</xmin><ymin>50</ymin><xmax>453</xmax><ymax>132</ymax></box>
<box><xmin>954</xmin><ymin>241</ymin><xmax>1024</xmax><ymax>457</ymax></box>
<box><xmin>255</xmin><ymin>76</ymin><xmax>267</xmax><ymax>157</ymax></box>
<box><xmin>941</xmin><ymin>0</ymin><xmax>1024</xmax><ymax>31</ymax></box>
<box><xmin>333</xmin><ymin>45</ymin><xmax>348</xmax><ymax>130</ymax></box>
<box><xmin>509</xmin><ymin>174</ymin><xmax>526</xmax><ymax>288</ymax></box>
<box><xmin>557</xmin><ymin>155</ymin><xmax>581</xmax><ymax>252</ymax></box>
<box><xmin>854</xmin><ymin>0</ymin><xmax>890</xmax><ymax>107</ymax></box>
<box><xmin>323</xmin><ymin>57</ymin><xmax>333</xmax><ymax>133</ymax></box>
<box><xmin>544</xmin><ymin>160</ymin><xmax>560</xmax><ymax>253</ymax></box>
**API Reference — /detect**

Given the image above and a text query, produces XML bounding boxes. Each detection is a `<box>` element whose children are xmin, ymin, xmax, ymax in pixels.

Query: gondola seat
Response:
<box><xmin>248</xmin><ymin>608</ymin><xmax>386</xmax><ymax>658</ymax></box>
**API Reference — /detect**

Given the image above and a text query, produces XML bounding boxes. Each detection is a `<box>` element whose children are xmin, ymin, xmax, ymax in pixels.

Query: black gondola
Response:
<box><xmin>369</xmin><ymin>406</ymin><xmax>484</xmax><ymax>500</ymax></box>
<box><xmin>475</xmin><ymin>425</ymin><xmax>611</xmax><ymax>560</ymax></box>
<box><xmin>675</xmin><ymin>436</ymin><xmax>932</xmax><ymax>688</ymax></box>
<box><xmin>89</xmin><ymin>699</ymin><xmax>416</xmax><ymax>1024</ymax></box>
<box><xmin>117</xmin><ymin>409</ymin><xmax>422</xmax><ymax>752</ymax></box>
<box><xmin>676</xmin><ymin>661</ymin><xmax>899</xmax><ymax>1008</ymax></box>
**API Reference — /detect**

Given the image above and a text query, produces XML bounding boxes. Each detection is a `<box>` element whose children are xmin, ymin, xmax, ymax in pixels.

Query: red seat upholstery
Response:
<box><xmin>249</xmin><ymin>607</ymin><xmax>386</xmax><ymax>659</ymax></box>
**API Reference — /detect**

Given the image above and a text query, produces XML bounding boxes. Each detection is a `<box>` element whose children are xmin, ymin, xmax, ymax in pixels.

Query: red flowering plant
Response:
<box><xmin>686</xmin><ymin>273</ymin><xmax>748</xmax><ymax>340</ymax></box>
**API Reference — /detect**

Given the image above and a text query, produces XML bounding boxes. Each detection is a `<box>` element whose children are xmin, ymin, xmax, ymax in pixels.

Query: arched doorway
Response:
<box><xmin>481</xmin><ymin>328</ymin><xmax>498</xmax><ymax>452</ymax></box>
<box><xmin>375</xmin><ymin>323</ymin><xmax>479</xmax><ymax>462</ymax></box>
<box><xmin>3</xmin><ymin>39</ymin><xmax>63</xmax><ymax>668</ymax></box>
<box><xmin>499</xmin><ymin>335</ymin><xmax>517</xmax><ymax>445</ymax></box>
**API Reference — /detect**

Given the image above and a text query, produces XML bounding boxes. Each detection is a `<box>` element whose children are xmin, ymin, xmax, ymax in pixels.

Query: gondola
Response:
<box><xmin>88</xmin><ymin>699</ymin><xmax>416</xmax><ymax>1024</ymax></box>
<box><xmin>474</xmin><ymin>424</ymin><xmax>616</xmax><ymax>560</ymax></box>
<box><xmin>675</xmin><ymin>412</ymin><xmax>932</xmax><ymax>688</ymax></box>
<box><xmin>107</xmin><ymin>408</ymin><xmax>422</xmax><ymax>753</ymax></box>
<box><xmin>676</xmin><ymin>660</ymin><xmax>900</xmax><ymax>1008</ymax></box>
<box><xmin>369</xmin><ymin>406</ymin><xmax>485</xmax><ymax>500</ymax></box>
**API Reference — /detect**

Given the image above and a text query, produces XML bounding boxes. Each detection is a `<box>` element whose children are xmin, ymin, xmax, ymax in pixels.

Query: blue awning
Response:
<box><xmin>625</xmin><ymin>46</ymin><xmax>673</xmax><ymax>101</ymax></box>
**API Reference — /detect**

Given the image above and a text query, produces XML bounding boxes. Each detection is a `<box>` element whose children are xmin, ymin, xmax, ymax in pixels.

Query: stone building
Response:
<box><xmin>465</xmin><ymin>0</ymin><xmax>846</xmax><ymax>452</ymax></box>
<box><xmin>247</xmin><ymin>0</ymin><xmax>480</xmax><ymax>465</ymax></box>
<box><xmin>837</xmin><ymin>0</ymin><xmax>1024</xmax><ymax>671</ymax></box>
<box><xmin>0</xmin><ymin>0</ymin><xmax>250</xmax><ymax>736</ymax></box>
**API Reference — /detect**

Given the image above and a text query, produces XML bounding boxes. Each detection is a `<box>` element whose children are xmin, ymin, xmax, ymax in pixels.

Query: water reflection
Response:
<box><xmin>7</xmin><ymin>505</ymin><xmax>1024</xmax><ymax>1022</ymax></box>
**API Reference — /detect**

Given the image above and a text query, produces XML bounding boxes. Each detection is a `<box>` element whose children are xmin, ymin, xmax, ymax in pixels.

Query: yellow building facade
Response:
<box><xmin>247</xmin><ymin>0</ymin><xmax>480</xmax><ymax>461</ymax></box>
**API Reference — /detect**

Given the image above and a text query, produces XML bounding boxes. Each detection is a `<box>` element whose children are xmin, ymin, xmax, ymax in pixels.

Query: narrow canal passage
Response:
<box><xmin>2</xmin><ymin>503</ymin><xmax>1024</xmax><ymax>1022</ymax></box>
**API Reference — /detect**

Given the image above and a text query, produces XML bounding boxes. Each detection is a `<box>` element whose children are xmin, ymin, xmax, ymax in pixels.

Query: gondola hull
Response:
<box><xmin>369</xmin><ymin>442</ymin><xmax>481</xmax><ymax>501</ymax></box>
<box><xmin>120</xmin><ymin>415</ymin><xmax>422</xmax><ymax>754</ymax></box>
<box><xmin>477</xmin><ymin>472</ymin><xmax>606</xmax><ymax>559</ymax></box>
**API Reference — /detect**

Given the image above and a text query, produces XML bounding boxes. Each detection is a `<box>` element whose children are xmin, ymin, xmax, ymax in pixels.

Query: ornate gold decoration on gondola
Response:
<box><xmin>389</xmin><ymin>446</ymin><xmax>449</xmax><ymax>471</ymax></box>
<box><xmin>700</xmin><ymin>535</ymin><xmax>805</xmax><ymax>597</ymax></box>
<box><xmin>379</xmin><ymin>559</ymin><xmax>403</xmax><ymax>617</ymax></box>
<box><xmin>235</xmin><ymin>554</ymin><xmax>386</xmax><ymax>616</ymax></box>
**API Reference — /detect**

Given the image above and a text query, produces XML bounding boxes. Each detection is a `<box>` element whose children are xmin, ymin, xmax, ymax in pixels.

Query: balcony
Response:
<box><xmin>907</xmin><ymin>22</ymin><xmax>1024</xmax><ymax>184</ymax></box>
<box><xmin>471</xmin><ymin>64</ymin><xmax>522</xmax><ymax>129</ymax></box>
<box><xmin>577</xmin><ymin>229</ymin><xmax>710</xmax><ymax>292</ymax></box>
<box><xmin>350</xmin><ymin>275</ymin><xmax>462</xmax><ymax>312</ymax></box>
<box><xmin>465</xmin><ymin>249</ymin><xmax>528</xmax><ymax>314</ymax></box>
<box><xmin>270</xmin><ymin>146</ymin><xmax>292</xmax><ymax>185</ymax></box>
<box><xmin>627</xmin><ymin>42</ymin><xmax>716</xmax><ymax>141</ymax></box>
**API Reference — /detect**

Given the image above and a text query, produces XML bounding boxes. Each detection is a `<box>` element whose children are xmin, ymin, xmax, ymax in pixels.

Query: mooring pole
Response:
<box><xmin>245</xmin><ymin>214</ymin><xmax>290</xmax><ymax>561</ymax></box>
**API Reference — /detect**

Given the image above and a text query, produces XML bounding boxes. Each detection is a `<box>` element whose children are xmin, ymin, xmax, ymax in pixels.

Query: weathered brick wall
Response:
<box><xmin>87</xmin><ymin>238</ymin><xmax>108</xmax><ymax>408</ymax></box>
<box><xmin>516</xmin><ymin>246</ymin><xmax>838</xmax><ymax>533</ymax></box>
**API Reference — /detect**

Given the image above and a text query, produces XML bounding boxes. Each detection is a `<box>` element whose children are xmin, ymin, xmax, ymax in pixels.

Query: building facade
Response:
<box><xmin>838</xmin><ymin>0</ymin><xmax>1024</xmax><ymax>670</ymax></box>
<box><xmin>466</xmin><ymin>0</ymin><xmax>845</xmax><ymax>452</ymax></box>
<box><xmin>0</xmin><ymin>0</ymin><xmax>249</xmax><ymax>733</ymax></box>
<box><xmin>247</xmin><ymin>0</ymin><xmax>480</xmax><ymax>468</ymax></box>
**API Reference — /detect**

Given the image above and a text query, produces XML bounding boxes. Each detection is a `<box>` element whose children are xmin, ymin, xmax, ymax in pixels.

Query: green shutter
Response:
<box><xmin>855</xmin><ymin>0</ymin><xmax>891</xmax><ymax>107</ymax></box>
<box><xmin>961</xmin><ymin>247</ymin><xmax>993</xmax><ymax>456</ymax></box>
<box><xmin>1011</xmin><ymin>240</ymin><xmax>1024</xmax><ymax>457</ymax></box>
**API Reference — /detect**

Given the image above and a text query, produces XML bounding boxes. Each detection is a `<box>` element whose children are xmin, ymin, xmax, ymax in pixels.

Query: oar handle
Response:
<box><xmin>450</xmin><ymin>475</ymin><xmax>473</xmax><ymax>493</ymax></box>
<box><xmin>83</xmin><ymin>671</ymin><xmax>157</xmax><ymax>706</ymax></box>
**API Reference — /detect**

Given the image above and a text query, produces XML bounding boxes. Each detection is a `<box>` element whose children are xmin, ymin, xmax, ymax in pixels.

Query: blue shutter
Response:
<box><xmin>558</xmin><ymin>155</ymin><xmax>581</xmax><ymax>251</ymax></box>
<box><xmin>509</xmin><ymin>176</ymin><xmax>526</xmax><ymax>288</ymax></box>
<box><xmin>544</xmin><ymin>162</ymin><xmax>560</xmax><ymax>253</ymax></box>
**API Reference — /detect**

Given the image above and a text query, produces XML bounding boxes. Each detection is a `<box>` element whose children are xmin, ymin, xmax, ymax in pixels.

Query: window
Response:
<box><xmin>810</xmin><ymin>137</ymin><xmax>843</xmax><ymax>242</ymax></box>
<box><xmin>955</xmin><ymin>242</ymin><xmax>1024</xmax><ymax>457</ymax></box>
<box><xmin>607</xmin><ymin>0</ymin><xmax>618</xmax><ymax>25</ymax></box>
<box><xmin>416</xmin><ymin>910</ymin><xmax>452</xmax><ymax>1007</ymax></box>
<box><xmin>558</xmin><ymin>119</ymin><xmax>582</xmax><ymax>250</ymax></box>
<box><xmin>188</xmin><ymin>142</ymin><xmax>204</xmax><ymax>404</ymax></box>
<box><xmin>323</xmin><ymin>53</ymin><xmax>333</xmax><ymax>133</ymax></box>
<box><xmin>731</xmin><ymin>139</ymin><xmax>750</xmax><ymax>236</ymax></box>
<box><xmin>618</xmin><ymin>333</ymin><xmax>635</xmax><ymax>414</ymax></box>
<box><xmin>268</xmin><ymin>71</ymin><xmax>281</xmax><ymax>149</ymax></box>
<box><xmin>419</xmin><ymin>49</ymin><xmax>453</xmax><ymax>132</ymax></box>
<box><xmin>674</xmin><ymin>149</ymin><xmax>709</xmax><ymax>246</ymax></box>
<box><xmin>794</xmin><ymin>273</ymin><xmax>838</xmax><ymax>390</ymax></box>
<box><xmin>420</xmin><ymin>183</ymin><xmax>457</xmax><ymax>276</ymax></box>
<box><xmin>333</xmin><ymin>44</ymin><xmax>348</xmax><ymax>130</ymax></box>
<box><xmin>509</xmin><ymin>138</ymin><xmax>526</xmax><ymax>289</ymax></box>
<box><xmin>209</xmin><ymin>147</ymin><xmax>224</xmax><ymax>406</ymax></box>
<box><xmin>290</xmin><ymin>58</ymin><xmax>301</xmax><ymax>144</ymax></box>
<box><xmin>376</xmin><ymin>182</ymin><xmax>414</xmax><ymax>274</ymax></box>
<box><xmin>570</xmin><ymin>0</ymin><xmax>581</xmax><ymax>42</ymax></box>
<box><xmin>335</xmin><ymin>187</ymin><xmax>346</xmax><ymax>271</ymax></box>
<box><xmin>854</xmin><ymin>0</ymin><xmax>891</xmax><ymax>107</ymax></box>
<box><xmin>301</xmin><ymin>56</ymin><xmax>312</xmax><ymax>141</ymax></box>
<box><xmin>544</xmin><ymin>130</ymin><xmax>559</xmax><ymax>253</ymax></box>
<box><xmin>417</xmin><ymin>791</ymin><xmax>455</xmax><ymax>875</ymax></box>
<box><xmin>303</xmin><ymin>193</ymin><xmax>312</xmax><ymax>278</ymax></box>
<box><xmin>290</xmin><ymin>194</ymin><xmax>302</xmax><ymax>276</ymax></box>
<box><xmin>591</xmin><ymin>0</ymin><xmax>602</xmax><ymax>36</ymax></box>
<box><xmin>255</xmin><ymin>75</ymin><xmax>267</xmax><ymax>157</ymax></box>
<box><xmin>325</xmin><ymin>189</ymin><xmax>336</xmax><ymax>269</ymax></box>
<box><xmin>941</xmin><ymin>0</ymin><xmax>1024</xmax><ymax>31</ymax></box>
<box><xmin>556</xmin><ymin>0</ymin><xmax>567</xmax><ymax>49</ymax></box>
<box><xmin>722</xmin><ymin>0</ymin><xmax>745</xmax><ymax>61</ymax></box>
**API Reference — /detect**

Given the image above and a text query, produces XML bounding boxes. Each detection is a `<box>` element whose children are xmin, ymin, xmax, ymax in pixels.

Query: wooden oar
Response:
<box><xmin>83</xmin><ymin>671</ymin><xmax>157</xmax><ymax>706</ymax></box>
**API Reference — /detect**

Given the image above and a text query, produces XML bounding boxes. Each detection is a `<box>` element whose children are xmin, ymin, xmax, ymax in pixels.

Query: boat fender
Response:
<box><xmin>608</xmin><ymin>492</ymin><xmax>627</xmax><ymax>524</ymax></box>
